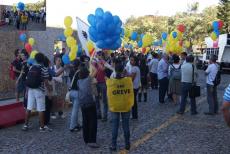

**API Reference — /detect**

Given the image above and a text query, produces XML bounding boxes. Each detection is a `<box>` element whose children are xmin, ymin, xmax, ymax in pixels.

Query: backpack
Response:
<box><xmin>171</xmin><ymin>64</ymin><xmax>181</xmax><ymax>80</ymax></box>
<box><xmin>213</xmin><ymin>64</ymin><xmax>221</xmax><ymax>86</ymax></box>
<box><xmin>9</xmin><ymin>63</ymin><xmax>16</xmax><ymax>80</ymax></box>
<box><xmin>26</xmin><ymin>65</ymin><xmax>42</xmax><ymax>88</ymax></box>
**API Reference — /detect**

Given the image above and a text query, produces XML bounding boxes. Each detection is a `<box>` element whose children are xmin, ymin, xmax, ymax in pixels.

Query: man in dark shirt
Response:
<box><xmin>12</xmin><ymin>49</ymin><xmax>23</xmax><ymax>102</ymax></box>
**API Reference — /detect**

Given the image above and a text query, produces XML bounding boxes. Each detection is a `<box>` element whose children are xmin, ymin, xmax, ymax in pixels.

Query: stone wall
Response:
<box><xmin>0</xmin><ymin>31</ymin><xmax>21</xmax><ymax>99</ymax></box>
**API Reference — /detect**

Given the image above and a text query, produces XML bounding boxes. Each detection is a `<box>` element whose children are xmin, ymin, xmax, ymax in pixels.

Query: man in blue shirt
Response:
<box><xmin>157</xmin><ymin>53</ymin><xmax>169</xmax><ymax>103</ymax></box>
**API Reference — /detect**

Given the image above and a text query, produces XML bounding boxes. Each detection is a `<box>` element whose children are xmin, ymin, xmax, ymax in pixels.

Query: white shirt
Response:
<box><xmin>125</xmin><ymin>61</ymin><xmax>132</xmax><ymax>75</ymax></box>
<box><xmin>131</xmin><ymin>66</ymin><xmax>141</xmax><ymax>89</ymax></box>
<box><xmin>205</xmin><ymin>63</ymin><xmax>218</xmax><ymax>85</ymax></box>
<box><xmin>148</xmin><ymin>58</ymin><xmax>159</xmax><ymax>74</ymax></box>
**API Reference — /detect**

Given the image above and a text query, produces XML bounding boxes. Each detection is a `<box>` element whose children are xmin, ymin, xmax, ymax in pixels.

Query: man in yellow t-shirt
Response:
<box><xmin>21</xmin><ymin>12</ymin><xmax>28</xmax><ymax>30</ymax></box>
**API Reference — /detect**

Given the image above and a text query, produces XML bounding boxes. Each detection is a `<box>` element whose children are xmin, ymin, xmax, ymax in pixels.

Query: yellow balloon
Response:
<box><xmin>30</xmin><ymin>50</ymin><xmax>38</xmax><ymax>59</ymax></box>
<box><xmin>66</xmin><ymin>36</ymin><xmax>75</xmax><ymax>48</ymax></box>
<box><xmin>71</xmin><ymin>45</ymin><xmax>78</xmax><ymax>53</ymax></box>
<box><xmin>28</xmin><ymin>38</ymin><xmax>35</xmax><ymax>46</ymax></box>
<box><xmin>125</xmin><ymin>29</ymin><xmax>131</xmax><ymax>38</ymax></box>
<box><xmin>69</xmin><ymin>51</ymin><xmax>76</xmax><ymax>61</ymax></box>
<box><xmin>211</xmin><ymin>32</ymin><xmax>217</xmax><ymax>41</ymax></box>
<box><xmin>64</xmin><ymin>27</ymin><xmax>73</xmax><ymax>37</ymax></box>
<box><xmin>86</xmin><ymin>41</ymin><xmax>94</xmax><ymax>51</ymax></box>
<box><xmin>64</xmin><ymin>16</ymin><xmax>73</xmax><ymax>28</ymax></box>
<box><xmin>146</xmin><ymin>47</ymin><xmax>150</xmax><ymax>52</ymax></box>
<box><xmin>142</xmin><ymin>34</ymin><xmax>153</xmax><ymax>47</ymax></box>
<box><xmin>185</xmin><ymin>41</ymin><xmax>190</xmax><ymax>48</ymax></box>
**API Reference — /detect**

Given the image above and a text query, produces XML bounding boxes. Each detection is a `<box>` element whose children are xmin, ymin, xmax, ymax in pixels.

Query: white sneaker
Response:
<box><xmin>40</xmin><ymin>125</ymin><xmax>52</xmax><ymax>132</ymax></box>
<box><xmin>51</xmin><ymin>115</ymin><xmax>57</xmax><ymax>119</ymax></box>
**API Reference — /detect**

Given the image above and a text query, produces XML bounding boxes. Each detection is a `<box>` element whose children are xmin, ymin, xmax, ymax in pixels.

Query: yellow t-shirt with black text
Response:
<box><xmin>21</xmin><ymin>15</ymin><xmax>28</xmax><ymax>23</ymax></box>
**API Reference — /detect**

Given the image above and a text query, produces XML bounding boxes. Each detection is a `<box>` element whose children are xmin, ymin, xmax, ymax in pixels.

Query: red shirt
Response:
<box><xmin>93</xmin><ymin>60</ymin><xmax>106</xmax><ymax>83</ymax></box>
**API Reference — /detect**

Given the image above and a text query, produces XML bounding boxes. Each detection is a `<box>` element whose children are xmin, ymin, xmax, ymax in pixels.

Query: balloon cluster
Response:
<box><xmin>88</xmin><ymin>8</ymin><xmax>123</xmax><ymax>50</ymax></box>
<box><xmin>211</xmin><ymin>20</ymin><xmax>224</xmax><ymax>41</ymax></box>
<box><xmin>63</xmin><ymin>16</ymin><xmax>78</xmax><ymax>62</ymax></box>
<box><xmin>19</xmin><ymin>32</ymin><xmax>37</xmax><ymax>64</ymax></box>
<box><xmin>165</xmin><ymin>24</ymin><xmax>186</xmax><ymax>54</ymax></box>
<box><xmin>17</xmin><ymin>2</ymin><xmax>25</xmax><ymax>11</ymax></box>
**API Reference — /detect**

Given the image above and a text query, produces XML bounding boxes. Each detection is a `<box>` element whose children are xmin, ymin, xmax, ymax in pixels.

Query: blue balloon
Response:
<box><xmin>96</xmin><ymin>21</ymin><xmax>106</xmax><ymax>33</ymax></box>
<box><xmin>88</xmin><ymin>8</ymin><xmax>122</xmax><ymax>50</ymax></box>
<box><xmin>115</xmin><ymin>28</ymin><xmax>122</xmax><ymax>35</ymax></box>
<box><xmin>172</xmin><ymin>31</ymin><xmax>177</xmax><ymax>39</ymax></box>
<box><xmin>131</xmin><ymin>32</ymin><xmax>138</xmax><ymax>40</ymax></box>
<box><xmin>95</xmin><ymin>8</ymin><xmax>104</xmax><ymax>17</ymax></box>
<box><xmin>27</xmin><ymin>58</ymin><xmax>35</xmax><ymax>65</ymax></box>
<box><xmin>96</xmin><ymin>40</ymin><xmax>106</xmax><ymax>49</ymax></box>
<box><xmin>138</xmin><ymin>40</ymin><xmax>142</xmax><ymax>48</ymax></box>
<box><xmin>214</xmin><ymin>29</ymin><xmax>220</xmax><ymax>37</ymax></box>
<box><xmin>62</xmin><ymin>54</ymin><xmax>70</xmax><ymax>65</ymax></box>
<box><xmin>159</xmin><ymin>39</ymin><xmax>163</xmax><ymax>46</ymax></box>
<box><xmin>113</xmin><ymin>15</ymin><xmax>120</xmax><ymax>25</ymax></box>
<box><xmin>212</xmin><ymin>21</ymin><xmax>219</xmax><ymax>31</ymax></box>
<box><xmin>87</xmin><ymin>14</ymin><xmax>96</xmax><ymax>27</ymax></box>
<box><xmin>103</xmin><ymin>11</ymin><xmax>113</xmax><ymax>24</ymax></box>
<box><xmin>153</xmin><ymin>40</ymin><xmax>159</xmax><ymax>46</ymax></box>
<box><xmin>17</xmin><ymin>2</ymin><xmax>25</xmax><ymax>11</ymax></box>
<box><xmin>20</xmin><ymin>33</ymin><xmax>27</xmax><ymax>42</ymax></box>
<box><xmin>77</xmin><ymin>46</ymin><xmax>82</xmax><ymax>57</ymax></box>
<box><xmin>140</xmin><ymin>34</ymin><xmax>144</xmax><ymax>39</ymax></box>
<box><xmin>162</xmin><ymin>32</ymin><xmax>167</xmax><ymax>40</ymax></box>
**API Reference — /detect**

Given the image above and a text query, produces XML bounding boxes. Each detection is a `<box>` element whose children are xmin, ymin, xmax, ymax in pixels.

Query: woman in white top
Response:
<box><xmin>129</xmin><ymin>55</ymin><xmax>141</xmax><ymax>119</ymax></box>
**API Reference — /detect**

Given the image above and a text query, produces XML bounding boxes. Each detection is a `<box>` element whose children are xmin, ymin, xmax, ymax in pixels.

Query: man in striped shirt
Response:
<box><xmin>222</xmin><ymin>84</ymin><xmax>230</xmax><ymax>127</ymax></box>
<box><xmin>22</xmin><ymin>53</ymin><xmax>52</xmax><ymax>132</ymax></box>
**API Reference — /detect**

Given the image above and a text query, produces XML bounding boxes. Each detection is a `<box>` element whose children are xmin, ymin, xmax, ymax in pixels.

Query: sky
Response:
<box><xmin>1</xmin><ymin>0</ymin><xmax>219</xmax><ymax>27</ymax></box>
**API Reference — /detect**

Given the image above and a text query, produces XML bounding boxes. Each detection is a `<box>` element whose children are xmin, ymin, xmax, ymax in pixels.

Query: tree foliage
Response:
<box><xmin>124</xmin><ymin>2</ymin><xmax>223</xmax><ymax>47</ymax></box>
<box><xmin>217</xmin><ymin>0</ymin><xmax>230</xmax><ymax>33</ymax></box>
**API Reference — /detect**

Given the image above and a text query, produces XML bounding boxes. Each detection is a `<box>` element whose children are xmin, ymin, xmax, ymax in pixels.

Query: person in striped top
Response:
<box><xmin>222</xmin><ymin>84</ymin><xmax>230</xmax><ymax>127</ymax></box>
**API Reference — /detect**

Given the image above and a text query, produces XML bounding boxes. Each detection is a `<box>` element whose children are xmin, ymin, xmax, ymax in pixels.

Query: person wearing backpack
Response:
<box><xmin>22</xmin><ymin>53</ymin><xmax>52</xmax><ymax>132</ymax></box>
<box><xmin>204</xmin><ymin>54</ymin><xmax>219</xmax><ymax>115</ymax></box>
<box><xmin>168</xmin><ymin>54</ymin><xmax>181</xmax><ymax>105</ymax></box>
<box><xmin>78</xmin><ymin>65</ymin><xmax>99</xmax><ymax>148</ymax></box>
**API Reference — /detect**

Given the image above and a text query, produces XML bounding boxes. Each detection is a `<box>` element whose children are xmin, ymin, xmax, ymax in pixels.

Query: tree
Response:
<box><xmin>217</xmin><ymin>0</ymin><xmax>230</xmax><ymax>33</ymax></box>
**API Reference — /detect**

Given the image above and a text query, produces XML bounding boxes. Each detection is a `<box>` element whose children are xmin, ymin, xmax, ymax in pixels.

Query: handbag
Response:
<box><xmin>189</xmin><ymin>64</ymin><xmax>201</xmax><ymax>98</ymax></box>
<box><xmin>65</xmin><ymin>71</ymin><xmax>79</xmax><ymax>103</ymax></box>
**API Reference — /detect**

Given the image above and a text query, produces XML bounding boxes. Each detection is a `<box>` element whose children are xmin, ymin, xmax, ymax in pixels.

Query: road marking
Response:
<box><xmin>119</xmin><ymin>96</ymin><xmax>206</xmax><ymax>154</ymax></box>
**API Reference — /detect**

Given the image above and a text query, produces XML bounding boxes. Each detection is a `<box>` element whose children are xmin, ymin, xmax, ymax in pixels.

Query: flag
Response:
<box><xmin>76</xmin><ymin>17</ymin><xmax>98</xmax><ymax>57</ymax></box>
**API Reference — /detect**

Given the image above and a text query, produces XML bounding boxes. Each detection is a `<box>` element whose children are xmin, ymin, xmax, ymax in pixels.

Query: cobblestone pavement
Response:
<box><xmin>0</xmin><ymin>21</ymin><xmax>46</xmax><ymax>31</ymax></box>
<box><xmin>0</xmin><ymin>70</ymin><xmax>230</xmax><ymax>154</ymax></box>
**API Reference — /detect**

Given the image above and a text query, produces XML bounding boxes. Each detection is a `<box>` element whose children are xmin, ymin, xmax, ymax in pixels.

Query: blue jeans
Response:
<box><xmin>111</xmin><ymin>112</ymin><xmax>130</xmax><ymax>147</ymax></box>
<box><xmin>179</xmin><ymin>82</ymin><xmax>197</xmax><ymax>113</ymax></box>
<box><xmin>69</xmin><ymin>90</ymin><xmax>80</xmax><ymax>129</ymax></box>
<box><xmin>96</xmin><ymin>83</ymin><xmax>108</xmax><ymax>119</ymax></box>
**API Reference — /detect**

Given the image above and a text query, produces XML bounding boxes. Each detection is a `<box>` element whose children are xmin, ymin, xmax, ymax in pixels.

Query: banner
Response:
<box><xmin>76</xmin><ymin>17</ymin><xmax>98</xmax><ymax>56</ymax></box>
<box><xmin>106</xmin><ymin>77</ymin><xmax>134</xmax><ymax>112</ymax></box>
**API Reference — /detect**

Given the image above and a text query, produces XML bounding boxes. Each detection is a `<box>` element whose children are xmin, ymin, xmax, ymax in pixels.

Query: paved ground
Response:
<box><xmin>0</xmin><ymin>70</ymin><xmax>230</xmax><ymax>154</ymax></box>
<box><xmin>0</xmin><ymin>21</ymin><xmax>46</xmax><ymax>31</ymax></box>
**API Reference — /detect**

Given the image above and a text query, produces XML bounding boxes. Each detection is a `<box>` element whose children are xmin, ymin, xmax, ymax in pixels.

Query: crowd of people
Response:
<box><xmin>10</xmin><ymin>47</ymin><xmax>230</xmax><ymax>151</ymax></box>
<box><xmin>2</xmin><ymin>9</ymin><xmax>46</xmax><ymax>30</ymax></box>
